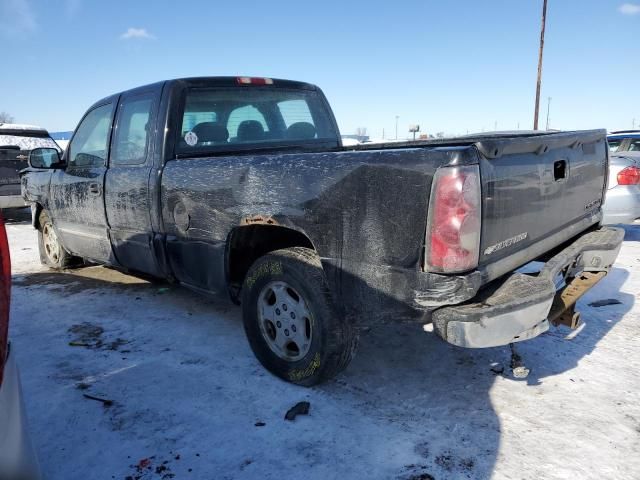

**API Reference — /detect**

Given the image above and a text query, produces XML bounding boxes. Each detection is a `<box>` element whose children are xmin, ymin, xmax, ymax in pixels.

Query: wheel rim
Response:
<box><xmin>42</xmin><ymin>222</ymin><xmax>61</xmax><ymax>264</ymax></box>
<box><xmin>257</xmin><ymin>281</ymin><xmax>313</xmax><ymax>361</ymax></box>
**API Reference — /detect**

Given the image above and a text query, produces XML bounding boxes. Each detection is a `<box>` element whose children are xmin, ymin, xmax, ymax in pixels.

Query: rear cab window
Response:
<box><xmin>175</xmin><ymin>79</ymin><xmax>339</xmax><ymax>156</ymax></box>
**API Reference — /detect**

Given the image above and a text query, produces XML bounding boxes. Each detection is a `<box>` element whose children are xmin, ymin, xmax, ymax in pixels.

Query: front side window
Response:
<box><xmin>68</xmin><ymin>103</ymin><xmax>114</xmax><ymax>168</ymax></box>
<box><xmin>177</xmin><ymin>87</ymin><xmax>337</xmax><ymax>153</ymax></box>
<box><xmin>111</xmin><ymin>95</ymin><xmax>153</xmax><ymax>165</ymax></box>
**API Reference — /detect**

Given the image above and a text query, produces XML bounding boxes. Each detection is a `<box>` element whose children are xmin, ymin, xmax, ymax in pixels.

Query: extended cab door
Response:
<box><xmin>104</xmin><ymin>86</ymin><xmax>162</xmax><ymax>275</ymax></box>
<box><xmin>49</xmin><ymin>100</ymin><xmax>116</xmax><ymax>263</ymax></box>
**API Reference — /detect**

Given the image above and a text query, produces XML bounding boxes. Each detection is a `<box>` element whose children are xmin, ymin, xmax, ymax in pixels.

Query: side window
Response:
<box><xmin>68</xmin><ymin>103</ymin><xmax>114</xmax><ymax>168</ymax></box>
<box><xmin>227</xmin><ymin>106</ymin><xmax>268</xmax><ymax>142</ymax></box>
<box><xmin>111</xmin><ymin>95</ymin><xmax>153</xmax><ymax>165</ymax></box>
<box><xmin>629</xmin><ymin>139</ymin><xmax>640</xmax><ymax>152</ymax></box>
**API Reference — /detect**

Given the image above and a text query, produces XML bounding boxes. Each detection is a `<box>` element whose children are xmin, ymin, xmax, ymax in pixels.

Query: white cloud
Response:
<box><xmin>120</xmin><ymin>27</ymin><xmax>156</xmax><ymax>40</ymax></box>
<box><xmin>0</xmin><ymin>0</ymin><xmax>37</xmax><ymax>37</ymax></box>
<box><xmin>619</xmin><ymin>3</ymin><xmax>640</xmax><ymax>15</ymax></box>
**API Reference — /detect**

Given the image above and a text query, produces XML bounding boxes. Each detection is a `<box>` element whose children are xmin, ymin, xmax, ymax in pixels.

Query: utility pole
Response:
<box><xmin>533</xmin><ymin>0</ymin><xmax>548</xmax><ymax>130</ymax></box>
<box><xmin>395</xmin><ymin>115</ymin><xmax>399</xmax><ymax>140</ymax></box>
<box><xmin>545</xmin><ymin>97</ymin><xmax>552</xmax><ymax>130</ymax></box>
<box><xmin>633</xmin><ymin>118</ymin><xmax>636</xmax><ymax>129</ymax></box>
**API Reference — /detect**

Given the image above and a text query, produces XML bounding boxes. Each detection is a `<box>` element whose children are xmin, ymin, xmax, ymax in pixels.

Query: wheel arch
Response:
<box><xmin>225</xmin><ymin>224</ymin><xmax>317</xmax><ymax>302</ymax></box>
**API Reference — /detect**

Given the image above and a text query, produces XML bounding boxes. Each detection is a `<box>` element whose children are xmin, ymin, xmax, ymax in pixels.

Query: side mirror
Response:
<box><xmin>28</xmin><ymin>147</ymin><xmax>62</xmax><ymax>169</ymax></box>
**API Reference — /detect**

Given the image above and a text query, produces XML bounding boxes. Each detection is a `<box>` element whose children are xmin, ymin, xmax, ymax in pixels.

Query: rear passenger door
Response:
<box><xmin>105</xmin><ymin>87</ymin><xmax>162</xmax><ymax>276</ymax></box>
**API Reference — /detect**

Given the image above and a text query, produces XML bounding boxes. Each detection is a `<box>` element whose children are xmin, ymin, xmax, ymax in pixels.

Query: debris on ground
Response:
<box><xmin>284</xmin><ymin>401</ymin><xmax>310</xmax><ymax>421</ymax></box>
<box><xmin>588</xmin><ymin>298</ymin><xmax>623</xmax><ymax>307</ymax></box>
<box><xmin>82</xmin><ymin>393</ymin><xmax>114</xmax><ymax>407</ymax></box>
<box><xmin>490</xmin><ymin>363</ymin><xmax>504</xmax><ymax>375</ymax></box>
<box><xmin>156</xmin><ymin>287</ymin><xmax>170</xmax><ymax>294</ymax></box>
<box><xmin>254</xmin><ymin>421</ymin><xmax>266</xmax><ymax>427</ymax></box>
<box><xmin>509</xmin><ymin>343</ymin><xmax>530</xmax><ymax>379</ymax></box>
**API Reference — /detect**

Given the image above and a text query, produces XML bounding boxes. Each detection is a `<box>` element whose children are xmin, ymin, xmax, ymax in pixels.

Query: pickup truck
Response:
<box><xmin>21</xmin><ymin>76</ymin><xmax>624</xmax><ymax>385</ymax></box>
<box><xmin>1</xmin><ymin>123</ymin><xmax>60</xmax><ymax>209</ymax></box>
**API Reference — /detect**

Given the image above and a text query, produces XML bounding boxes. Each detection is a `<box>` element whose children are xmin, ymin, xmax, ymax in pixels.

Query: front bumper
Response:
<box><xmin>432</xmin><ymin>227</ymin><xmax>624</xmax><ymax>348</ymax></box>
<box><xmin>0</xmin><ymin>195</ymin><xmax>27</xmax><ymax>209</ymax></box>
<box><xmin>0</xmin><ymin>345</ymin><xmax>41</xmax><ymax>480</ymax></box>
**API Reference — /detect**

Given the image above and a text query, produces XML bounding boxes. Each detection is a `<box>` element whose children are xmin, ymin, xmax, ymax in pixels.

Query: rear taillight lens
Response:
<box><xmin>617</xmin><ymin>166</ymin><xmax>640</xmax><ymax>185</ymax></box>
<box><xmin>425</xmin><ymin>165</ymin><xmax>481</xmax><ymax>273</ymax></box>
<box><xmin>0</xmin><ymin>213</ymin><xmax>10</xmax><ymax>387</ymax></box>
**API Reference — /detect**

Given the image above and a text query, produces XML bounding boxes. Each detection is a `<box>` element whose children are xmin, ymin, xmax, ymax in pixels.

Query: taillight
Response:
<box><xmin>0</xmin><ymin>212</ymin><xmax>10</xmax><ymax>387</ymax></box>
<box><xmin>425</xmin><ymin>165</ymin><xmax>481</xmax><ymax>273</ymax></box>
<box><xmin>236</xmin><ymin>77</ymin><xmax>274</xmax><ymax>86</ymax></box>
<box><xmin>617</xmin><ymin>166</ymin><xmax>640</xmax><ymax>185</ymax></box>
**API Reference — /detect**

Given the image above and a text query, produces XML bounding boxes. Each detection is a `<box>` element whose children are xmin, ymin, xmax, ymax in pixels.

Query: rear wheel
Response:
<box><xmin>38</xmin><ymin>210</ymin><xmax>80</xmax><ymax>269</ymax></box>
<box><xmin>241</xmin><ymin>247</ymin><xmax>358</xmax><ymax>386</ymax></box>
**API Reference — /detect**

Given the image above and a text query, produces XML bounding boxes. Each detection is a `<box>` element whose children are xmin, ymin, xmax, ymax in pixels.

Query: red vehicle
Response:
<box><xmin>0</xmin><ymin>212</ymin><xmax>40</xmax><ymax>479</ymax></box>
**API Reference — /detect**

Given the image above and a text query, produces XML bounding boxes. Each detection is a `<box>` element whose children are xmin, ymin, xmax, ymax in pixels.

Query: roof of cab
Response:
<box><xmin>0</xmin><ymin>123</ymin><xmax>48</xmax><ymax>133</ymax></box>
<box><xmin>89</xmin><ymin>76</ymin><xmax>319</xmax><ymax>109</ymax></box>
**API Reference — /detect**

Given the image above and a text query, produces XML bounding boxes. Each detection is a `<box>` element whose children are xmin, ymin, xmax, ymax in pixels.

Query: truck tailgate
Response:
<box><xmin>475</xmin><ymin>130</ymin><xmax>608</xmax><ymax>278</ymax></box>
<box><xmin>0</xmin><ymin>148</ymin><xmax>27</xmax><ymax>196</ymax></box>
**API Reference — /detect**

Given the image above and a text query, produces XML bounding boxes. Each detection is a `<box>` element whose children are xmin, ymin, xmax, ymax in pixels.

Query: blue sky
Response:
<box><xmin>1</xmin><ymin>0</ymin><xmax>639</xmax><ymax>138</ymax></box>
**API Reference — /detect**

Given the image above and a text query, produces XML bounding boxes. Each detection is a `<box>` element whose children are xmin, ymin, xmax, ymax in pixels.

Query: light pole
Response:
<box><xmin>545</xmin><ymin>97</ymin><xmax>551</xmax><ymax>130</ymax></box>
<box><xmin>533</xmin><ymin>0</ymin><xmax>548</xmax><ymax>130</ymax></box>
<box><xmin>395</xmin><ymin>115</ymin><xmax>399</xmax><ymax>140</ymax></box>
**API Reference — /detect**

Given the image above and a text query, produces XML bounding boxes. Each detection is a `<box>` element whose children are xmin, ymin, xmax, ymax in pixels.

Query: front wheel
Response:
<box><xmin>38</xmin><ymin>210</ymin><xmax>80</xmax><ymax>269</ymax></box>
<box><xmin>241</xmin><ymin>247</ymin><xmax>358</xmax><ymax>386</ymax></box>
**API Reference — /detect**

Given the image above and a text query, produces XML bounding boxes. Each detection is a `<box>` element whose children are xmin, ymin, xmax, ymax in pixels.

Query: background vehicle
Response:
<box><xmin>0</xmin><ymin>124</ymin><xmax>60</xmax><ymax>209</ymax></box>
<box><xmin>21</xmin><ymin>76</ymin><xmax>623</xmax><ymax>385</ymax></box>
<box><xmin>607</xmin><ymin>130</ymin><xmax>640</xmax><ymax>153</ymax></box>
<box><xmin>0</xmin><ymin>213</ymin><xmax>40</xmax><ymax>479</ymax></box>
<box><xmin>602</xmin><ymin>151</ymin><xmax>640</xmax><ymax>224</ymax></box>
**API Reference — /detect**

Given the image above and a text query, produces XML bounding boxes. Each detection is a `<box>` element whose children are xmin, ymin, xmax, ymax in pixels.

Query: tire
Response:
<box><xmin>37</xmin><ymin>210</ymin><xmax>80</xmax><ymax>269</ymax></box>
<box><xmin>241</xmin><ymin>247</ymin><xmax>358</xmax><ymax>386</ymax></box>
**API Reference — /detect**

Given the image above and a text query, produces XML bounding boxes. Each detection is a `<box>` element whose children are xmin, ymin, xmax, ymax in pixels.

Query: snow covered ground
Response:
<box><xmin>4</xmin><ymin>211</ymin><xmax>640</xmax><ymax>480</ymax></box>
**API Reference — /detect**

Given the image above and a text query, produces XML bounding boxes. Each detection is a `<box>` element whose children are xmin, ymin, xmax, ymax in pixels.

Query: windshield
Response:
<box><xmin>177</xmin><ymin>87</ymin><xmax>338</xmax><ymax>154</ymax></box>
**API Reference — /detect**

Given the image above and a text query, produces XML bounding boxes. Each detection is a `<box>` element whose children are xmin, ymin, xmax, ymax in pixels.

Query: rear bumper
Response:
<box><xmin>433</xmin><ymin>227</ymin><xmax>624</xmax><ymax>348</ymax></box>
<box><xmin>0</xmin><ymin>195</ymin><xmax>27</xmax><ymax>209</ymax></box>
<box><xmin>0</xmin><ymin>345</ymin><xmax>41</xmax><ymax>480</ymax></box>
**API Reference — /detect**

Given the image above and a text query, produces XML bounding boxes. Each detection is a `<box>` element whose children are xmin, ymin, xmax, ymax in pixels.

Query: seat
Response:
<box><xmin>191</xmin><ymin>122</ymin><xmax>229</xmax><ymax>144</ymax></box>
<box><xmin>286</xmin><ymin>122</ymin><xmax>316</xmax><ymax>140</ymax></box>
<box><xmin>236</xmin><ymin>120</ymin><xmax>265</xmax><ymax>142</ymax></box>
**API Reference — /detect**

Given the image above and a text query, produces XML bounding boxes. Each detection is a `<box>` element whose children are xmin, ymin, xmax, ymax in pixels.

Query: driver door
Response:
<box><xmin>49</xmin><ymin>99</ymin><xmax>117</xmax><ymax>263</ymax></box>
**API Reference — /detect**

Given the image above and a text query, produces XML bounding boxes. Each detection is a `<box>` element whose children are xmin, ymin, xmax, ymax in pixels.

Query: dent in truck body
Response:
<box><xmin>160</xmin><ymin>146</ymin><xmax>479</xmax><ymax>322</ymax></box>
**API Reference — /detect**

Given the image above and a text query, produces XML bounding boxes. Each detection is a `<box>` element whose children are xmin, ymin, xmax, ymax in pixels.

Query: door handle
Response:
<box><xmin>89</xmin><ymin>183</ymin><xmax>101</xmax><ymax>195</ymax></box>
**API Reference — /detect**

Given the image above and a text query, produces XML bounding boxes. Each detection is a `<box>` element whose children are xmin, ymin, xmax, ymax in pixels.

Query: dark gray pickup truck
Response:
<box><xmin>21</xmin><ymin>76</ymin><xmax>624</xmax><ymax>385</ymax></box>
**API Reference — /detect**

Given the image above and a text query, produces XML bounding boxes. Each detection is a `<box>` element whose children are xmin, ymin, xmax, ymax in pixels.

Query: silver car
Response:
<box><xmin>602</xmin><ymin>151</ymin><xmax>640</xmax><ymax>225</ymax></box>
<box><xmin>0</xmin><ymin>213</ymin><xmax>40</xmax><ymax>479</ymax></box>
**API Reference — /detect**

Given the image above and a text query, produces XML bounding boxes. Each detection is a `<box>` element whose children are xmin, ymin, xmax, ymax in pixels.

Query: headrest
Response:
<box><xmin>192</xmin><ymin>122</ymin><xmax>229</xmax><ymax>143</ymax></box>
<box><xmin>287</xmin><ymin>122</ymin><xmax>317</xmax><ymax>140</ymax></box>
<box><xmin>237</xmin><ymin>120</ymin><xmax>265</xmax><ymax>142</ymax></box>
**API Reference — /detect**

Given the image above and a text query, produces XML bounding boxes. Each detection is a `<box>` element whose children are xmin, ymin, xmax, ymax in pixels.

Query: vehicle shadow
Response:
<box><xmin>10</xmin><ymin>252</ymin><xmax>634</xmax><ymax>480</ymax></box>
<box><xmin>1</xmin><ymin>207</ymin><xmax>31</xmax><ymax>224</ymax></box>
<box><xmin>621</xmin><ymin>223</ymin><xmax>640</xmax><ymax>242</ymax></box>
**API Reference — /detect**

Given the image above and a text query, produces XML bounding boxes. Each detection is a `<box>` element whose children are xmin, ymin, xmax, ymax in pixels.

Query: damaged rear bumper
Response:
<box><xmin>432</xmin><ymin>227</ymin><xmax>624</xmax><ymax>348</ymax></box>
